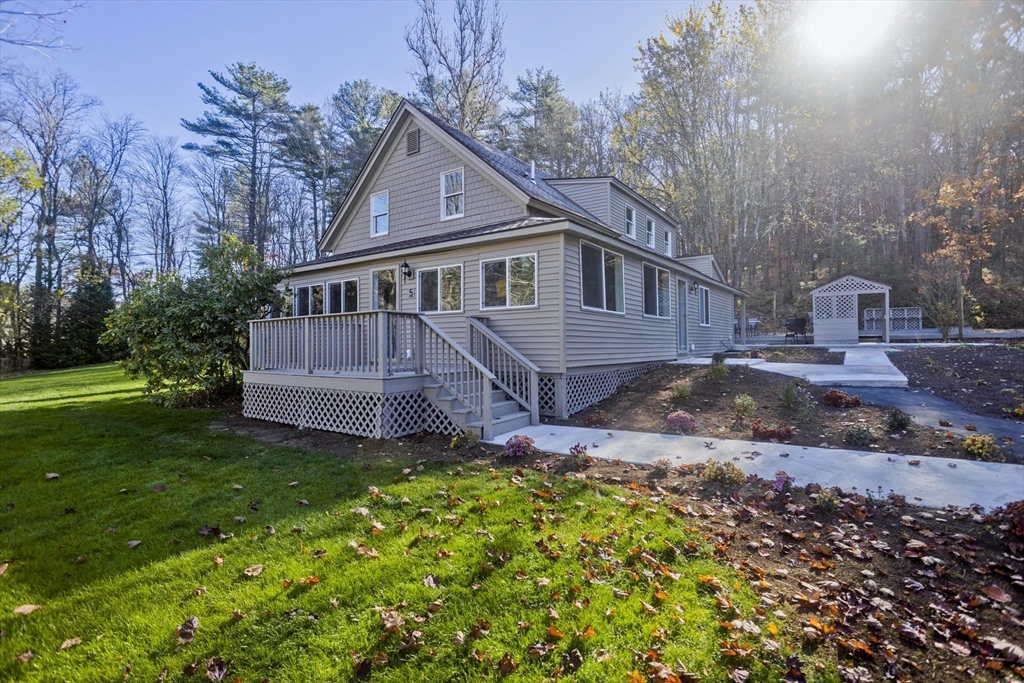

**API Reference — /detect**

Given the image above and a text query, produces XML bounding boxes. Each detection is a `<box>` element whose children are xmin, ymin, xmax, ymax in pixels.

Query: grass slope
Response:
<box><xmin>0</xmin><ymin>365</ymin><xmax>823</xmax><ymax>682</ymax></box>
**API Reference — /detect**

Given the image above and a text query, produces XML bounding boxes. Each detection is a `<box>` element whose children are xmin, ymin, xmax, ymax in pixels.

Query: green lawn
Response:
<box><xmin>0</xmin><ymin>365</ymin><xmax>824</xmax><ymax>682</ymax></box>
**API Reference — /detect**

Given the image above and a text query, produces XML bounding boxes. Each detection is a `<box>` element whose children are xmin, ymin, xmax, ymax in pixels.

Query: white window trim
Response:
<box><xmin>417</xmin><ymin>263</ymin><xmax>464</xmax><ymax>314</ymax></box>
<box><xmin>645</xmin><ymin>217</ymin><xmax>655</xmax><ymax>248</ymax></box>
<box><xmin>665</xmin><ymin>230</ymin><xmax>674</xmax><ymax>257</ymax></box>
<box><xmin>641</xmin><ymin>262</ymin><xmax>672</xmax><ymax>320</ymax></box>
<box><xmin>370</xmin><ymin>190</ymin><xmax>389</xmax><ymax>237</ymax></box>
<box><xmin>309</xmin><ymin>283</ymin><xmax>325</xmax><ymax>315</ymax></box>
<box><xmin>327</xmin><ymin>278</ymin><xmax>359</xmax><ymax>313</ymax></box>
<box><xmin>371</xmin><ymin>267</ymin><xmax>398</xmax><ymax>311</ymax></box>
<box><xmin>480</xmin><ymin>253</ymin><xmax>538</xmax><ymax>310</ymax></box>
<box><xmin>292</xmin><ymin>284</ymin><xmax>326</xmax><ymax>316</ymax></box>
<box><xmin>699</xmin><ymin>285</ymin><xmax>711</xmax><ymax>326</ymax></box>
<box><xmin>440</xmin><ymin>167</ymin><xmax>465</xmax><ymax>221</ymax></box>
<box><xmin>624</xmin><ymin>204</ymin><xmax>636</xmax><ymax>239</ymax></box>
<box><xmin>579</xmin><ymin>241</ymin><xmax>625</xmax><ymax>316</ymax></box>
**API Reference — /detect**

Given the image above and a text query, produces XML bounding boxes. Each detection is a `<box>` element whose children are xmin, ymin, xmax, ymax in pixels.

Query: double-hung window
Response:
<box><xmin>371</xmin><ymin>191</ymin><xmax>389</xmax><ymax>236</ymax></box>
<box><xmin>642</xmin><ymin>264</ymin><xmax>671</xmax><ymax>318</ymax></box>
<box><xmin>624</xmin><ymin>205</ymin><xmax>636</xmax><ymax>238</ymax></box>
<box><xmin>441</xmin><ymin>168</ymin><xmax>464</xmax><ymax>219</ymax></box>
<box><xmin>699</xmin><ymin>285</ymin><xmax>711</xmax><ymax>326</ymax></box>
<box><xmin>293</xmin><ymin>284</ymin><xmax>323</xmax><ymax>316</ymax></box>
<box><xmin>580</xmin><ymin>242</ymin><xmax>623</xmax><ymax>313</ymax></box>
<box><xmin>418</xmin><ymin>265</ymin><xmax>463</xmax><ymax>313</ymax></box>
<box><xmin>665</xmin><ymin>230</ymin><xmax>674</xmax><ymax>257</ymax></box>
<box><xmin>481</xmin><ymin>254</ymin><xmax>536</xmax><ymax>308</ymax></box>
<box><xmin>327</xmin><ymin>279</ymin><xmax>359</xmax><ymax>314</ymax></box>
<box><xmin>371</xmin><ymin>269</ymin><xmax>397</xmax><ymax>311</ymax></box>
<box><xmin>645</xmin><ymin>218</ymin><xmax>655</xmax><ymax>248</ymax></box>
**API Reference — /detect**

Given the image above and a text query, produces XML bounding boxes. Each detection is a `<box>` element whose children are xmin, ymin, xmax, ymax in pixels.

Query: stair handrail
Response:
<box><xmin>467</xmin><ymin>317</ymin><xmax>539</xmax><ymax>424</ymax></box>
<box><xmin>418</xmin><ymin>315</ymin><xmax>496</xmax><ymax>439</ymax></box>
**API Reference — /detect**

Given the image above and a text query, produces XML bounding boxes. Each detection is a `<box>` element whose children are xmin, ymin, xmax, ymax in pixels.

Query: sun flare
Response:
<box><xmin>801</xmin><ymin>0</ymin><xmax>899</xmax><ymax>63</ymax></box>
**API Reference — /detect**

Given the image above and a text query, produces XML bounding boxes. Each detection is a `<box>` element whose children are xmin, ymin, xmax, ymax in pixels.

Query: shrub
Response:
<box><xmin>962</xmin><ymin>433</ymin><xmax>1005</xmax><ymax>462</ymax></box>
<box><xmin>843</xmin><ymin>424</ymin><xmax>873</xmax><ymax>447</ymax></box>
<box><xmin>569</xmin><ymin>442</ymin><xmax>591</xmax><ymax>466</ymax></box>
<box><xmin>503</xmin><ymin>434</ymin><xmax>538</xmax><ymax>458</ymax></box>
<box><xmin>103</xmin><ymin>236</ymin><xmax>288</xmax><ymax>406</ymax></box>
<box><xmin>773</xmin><ymin>471</ymin><xmax>795</xmax><ymax>494</ymax></box>
<box><xmin>449</xmin><ymin>432</ymin><xmax>479</xmax><ymax>450</ymax></box>
<box><xmin>672</xmin><ymin>384</ymin><xmax>691</xmax><ymax>400</ymax></box>
<box><xmin>711</xmin><ymin>352</ymin><xmax>728</xmax><ymax>365</ymax></box>
<box><xmin>751</xmin><ymin>419</ymin><xmax>792</xmax><ymax>440</ymax></box>
<box><xmin>651</xmin><ymin>458</ymin><xmax>673</xmax><ymax>477</ymax></box>
<box><xmin>993</xmin><ymin>500</ymin><xmax>1024</xmax><ymax>538</ymax></box>
<box><xmin>823</xmin><ymin>389</ymin><xmax>861</xmax><ymax>408</ymax></box>
<box><xmin>882</xmin><ymin>408</ymin><xmax>913</xmax><ymax>431</ymax></box>
<box><xmin>781</xmin><ymin>382</ymin><xmax>797</xmax><ymax>408</ymax></box>
<box><xmin>1010</xmin><ymin>401</ymin><xmax>1024</xmax><ymax>418</ymax></box>
<box><xmin>665</xmin><ymin>411</ymin><xmax>696</xmax><ymax>433</ymax></box>
<box><xmin>734</xmin><ymin>394</ymin><xmax>758</xmax><ymax>420</ymax></box>
<box><xmin>702</xmin><ymin>460</ymin><xmax>746</xmax><ymax>487</ymax></box>
<box><xmin>748</xmin><ymin>349</ymin><xmax>763</xmax><ymax>359</ymax></box>
<box><xmin>583</xmin><ymin>410</ymin><xmax>609</xmax><ymax>427</ymax></box>
<box><xmin>708</xmin><ymin>363</ymin><xmax>730</xmax><ymax>380</ymax></box>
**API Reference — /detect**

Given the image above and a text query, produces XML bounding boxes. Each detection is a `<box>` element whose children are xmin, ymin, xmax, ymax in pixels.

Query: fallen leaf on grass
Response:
<box><xmin>176</xmin><ymin>616</ymin><xmax>199</xmax><ymax>645</ymax></box>
<box><xmin>153</xmin><ymin>485</ymin><xmax>166</xmax><ymax>493</ymax></box>
<box><xmin>243</xmin><ymin>564</ymin><xmax>263</xmax><ymax>577</ymax></box>
<box><xmin>127</xmin><ymin>540</ymin><xmax>142</xmax><ymax>549</ymax></box>
<box><xmin>15</xmin><ymin>651</ymin><xmax>32</xmax><ymax>662</ymax></box>
<box><xmin>498</xmin><ymin>652</ymin><xmax>519</xmax><ymax>676</ymax></box>
<box><xmin>59</xmin><ymin>637</ymin><xmax>81</xmax><ymax>650</ymax></box>
<box><xmin>298</xmin><ymin>575</ymin><xmax>320</xmax><ymax>586</ymax></box>
<box><xmin>45</xmin><ymin>473</ymin><xmax>59</xmax><ymax>480</ymax></box>
<box><xmin>13</xmin><ymin>604</ymin><xmax>41</xmax><ymax>616</ymax></box>
<box><xmin>982</xmin><ymin>584</ymin><xmax>1012</xmax><ymax>603</ymax></box>
<box><xmin>206</xmin><ymin>656</ymin><xmax>229</xmax><ymax>681</ymax></box>
<box><xmin>213</xmin><ymin>555</ymin><xmax>224</xmax><ymax>567</ymax></box>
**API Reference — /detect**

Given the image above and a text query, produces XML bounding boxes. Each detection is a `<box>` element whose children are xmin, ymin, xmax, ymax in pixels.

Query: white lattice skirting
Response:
<box><xmin>538</xmin><ymin>376</ymin><xmax>557</xmax><ymax>416</ymax></box>
<box><xmin>563</xmin><ymin>363</ymin><xmax>661</xmax><ymax>417</ymax></box>
<box><xmin>243</xmin><ymin>384</ymin><xmax>460</xmax><ymax>439</ymax></box>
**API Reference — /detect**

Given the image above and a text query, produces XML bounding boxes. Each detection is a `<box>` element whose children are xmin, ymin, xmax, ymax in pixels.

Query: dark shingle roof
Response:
<box><xmin>294</xmin><ymin>217</ymin><xmax>563</xmax><ymax>269</ymax></box>
<box><xmin>413</xmin><ymin>105</ymin><xmax>604</xmax><ymax>226</ymax></box>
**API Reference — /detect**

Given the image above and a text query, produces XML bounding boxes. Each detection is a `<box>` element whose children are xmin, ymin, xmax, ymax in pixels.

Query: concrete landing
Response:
<box><xmin>486</xmin><ymin>425</ymin><xmax>1024</xmax><ymax>510</ymax></box>
<box><xmin>676</xmin><ymin>346</ymin><xmax>908</xmax><ymax>387</ymax></box>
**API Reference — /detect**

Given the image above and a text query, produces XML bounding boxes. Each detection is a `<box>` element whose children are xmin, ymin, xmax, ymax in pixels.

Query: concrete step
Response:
<box><xmin>468</xmin><ymin>410</ymin><xmax>532</xmax><ymax>437</ymax></box>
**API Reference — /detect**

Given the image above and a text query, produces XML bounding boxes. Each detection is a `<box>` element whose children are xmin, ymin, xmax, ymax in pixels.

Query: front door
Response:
<box><xmin>677</xmin><ymin>279</ymin><xmax>688</xmax><ymax>353</ymax></box>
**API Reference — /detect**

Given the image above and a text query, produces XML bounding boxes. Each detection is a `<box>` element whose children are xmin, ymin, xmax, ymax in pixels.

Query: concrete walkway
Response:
<box><xmin>675</xmin><ymin>345</ymin><xmax>908</xmax><ymax>387</ymax></box>
<box><xmin>486</xmin><ymin>424</ymin><xmax>1024</xmax><ymax>511</ymax></box>
<box><xmin>854</xmin><ymin>387</ymin><xmax>1023</xmax><ymax>458</ymax></box>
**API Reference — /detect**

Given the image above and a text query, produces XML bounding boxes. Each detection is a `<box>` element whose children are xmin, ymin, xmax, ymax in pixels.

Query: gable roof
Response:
<box><xmin>810</xmin><ymin>275</ymin><xmax>891</xmax><ymax>295</ymax></box>
<box><xmin>318</xmin><ymin>100</ymin><xmax>608</xmax><ymax>253</ymax></box>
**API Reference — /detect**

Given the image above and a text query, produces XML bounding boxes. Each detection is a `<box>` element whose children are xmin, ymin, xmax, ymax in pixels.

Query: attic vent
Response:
<box><xmin>406</xmin><ymin>129</ymin><xmax>420</xmax><ymax>155</ymax></box>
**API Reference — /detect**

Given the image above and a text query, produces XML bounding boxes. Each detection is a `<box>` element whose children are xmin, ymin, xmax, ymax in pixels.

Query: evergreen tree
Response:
<box><xmin>60</xmin><ymin>254</ymin><xmax>116</xmax><ymax>366</ymax></box>
<box><xmin>181</xmin><ymin>63</ymin><xmax>293</xmax><ymax>260</ymax></box>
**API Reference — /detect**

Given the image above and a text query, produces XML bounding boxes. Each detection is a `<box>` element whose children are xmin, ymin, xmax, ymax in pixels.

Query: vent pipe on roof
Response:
<box><xmin>529</xmin><ymin>160</ymin><xmax>536</xmax><ymax>184</ymax></box>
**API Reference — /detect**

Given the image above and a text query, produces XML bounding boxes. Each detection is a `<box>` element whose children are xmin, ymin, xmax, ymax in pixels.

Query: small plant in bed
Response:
<box><xmin>449</xmin><ymin>432</ymin><xmax>479</xmax><ymax>450</ymax></box>
<box><xmin>751</xmin><ymin>418</ymin><xmax>792</xmax><ymax>441</ymax></box>
<box><xmin>823</xmin><ymin>389</ymin><xmax>861</xmax><ymax>408</ymax></box>
<box><xmin>503</xmin><ymin>434</ymin><xmax>538</xmax><ymax>458</ymax></box>
<box><xmin>672</xmin><ymin>383</ymin><xmax>691</xmax><ymax>400</ymax></box>
<box><xmin>650</xmin><ymin>458</ymin><xmax>673</xmax><ymax>477</ymax></box>
<box><xmin>748</xmin><ymin>348</ymin><xmax>763</xmax><ymax>359</ymax></box>
<box><xmin>569</xmin><ymin>442</ymin><xmax>592</xmax><ymax>466</ymax></box>
<box><xmin>708</xmin><ymin>362</ymin><xmax>730</xmax><ymax>380</ymax></box>
<box><xmin>583</xmin><ymin>410</ymin><xmax>609</xmax><ymax>427</ymax></box>
<box><xmin>843</xmin><ymin>424</ymin><xmax>874</xmax><ymax>447</ymax></box>
<box><xmin>962</xmin><ymin>433</ymin><xmax>1005</xmax><ymax>462</ymax></box>
<box><xmin>734</xmin><ymin>393</ymin><xmax>758</xmax><ymax>420</ymax></box>
<box><xmin>702</xmin><ymin>459</ymin><xmax>746</xmax><ymax>487</ymax></box>
<box><xmin>665</xmin><ymin>410</ymin><xmax>696</xmax><ymax>433</ymax></box>
<box><xmin>882</xmin><ymin>408</ymin><xmax>913</xmax><ymax>431</ymax></box>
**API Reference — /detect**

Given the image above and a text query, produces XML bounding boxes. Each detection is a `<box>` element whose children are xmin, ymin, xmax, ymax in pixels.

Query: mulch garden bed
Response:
<box><xmin>887</xmin><ymin>345</ymin><xmax>1024</xmax><ymax>420</ymax></box>
<box><xmin>757</xmin><ymin>346</ymin><xmax>846</xmax><ymax>365</ymax></box>
<box><xmin>550</xmin><ymin>364</ymin><xmax>1000</xmax><ymax>461</ymax></box>
<box><xmin>220</xmin><ymin>411</ymin><xmax>1024</xmax><ymax>682</ymax></box>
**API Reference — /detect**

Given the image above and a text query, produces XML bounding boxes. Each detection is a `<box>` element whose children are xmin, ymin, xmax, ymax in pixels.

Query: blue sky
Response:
<box><xmin>14</xmin><ymin>0</ymin><xmax>708</xmax><ymax>142</ymax></box>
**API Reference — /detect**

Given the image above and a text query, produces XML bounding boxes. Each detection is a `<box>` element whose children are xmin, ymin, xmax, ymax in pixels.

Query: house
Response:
<box><xmin>243</xmin><ymin>101</ymin><xmax>747</xmax><ymax>440</ymax></box>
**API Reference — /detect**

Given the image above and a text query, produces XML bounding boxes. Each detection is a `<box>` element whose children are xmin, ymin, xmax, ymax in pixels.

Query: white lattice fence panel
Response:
<box><xmin>565</xmin><ymin>370</ymin><xmax>620</xmax><ymax>416</ymax></box>
<box><xmin>862</xmin><ymin>308</ymin><xmax>883</xmax><ymax>331</ymax></box>
<box><xmin>814</xmin><ymin>276</ymin><xmax>888</xmax><ymax>295</ymax></box>
<box><xmin>835</xmin><ymin>294</ymin><xmax>856</xmax><ymax>319</ymax></box>
<box><xmin>305</xmin><ymin>388</ymin><xmax>383</xmax><ymax>437</ymax></box>
<box><xmin>244</xmin><ymin>383</ymin><xmax>303</xmax><ymax>426</ymax></box>
<box><xmin>421</xmin><ymin>399</ymin><xmax>462</xmax><ymax>437</ymax></box>
<box><xmin>891</xmin><ymin>307</ymin><xmax>922</xmax><ymax>331</ymax></box>
<box><xmin>538</xmin><ymin>376</ymin><xmax>557</xmax><ymax>417</ymax></box>
<box><xmin>619</xmin><ymin>363</ymin><xmax>660</xmax><ymax>384</ymax></box>
<box><xmin>813</xmin><ymin>296</ymin><xmax>833</xmax><ymax>320</ymax></box>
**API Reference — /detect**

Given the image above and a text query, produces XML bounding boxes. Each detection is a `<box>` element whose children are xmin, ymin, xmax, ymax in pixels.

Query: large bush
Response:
<box><xmin>103</xmin><ymin>237</ymin><xmax>287</xmax><ymax>405</ymax></box>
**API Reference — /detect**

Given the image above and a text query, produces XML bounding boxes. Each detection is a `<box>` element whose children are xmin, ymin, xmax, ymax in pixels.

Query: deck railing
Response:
<box><xmin>249</xmin><ymin>312</ymin><xmax>497</xmax><ymax>437</ymax></box>
<box><xmin>468</xmin><ymin>317</ymin><xmax>539</xmax><ymax>425</ymax></box>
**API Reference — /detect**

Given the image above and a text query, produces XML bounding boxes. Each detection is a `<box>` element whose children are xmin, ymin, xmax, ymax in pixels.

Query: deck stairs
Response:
<box><xmin>422</xmin><ymin>383</ymin><xmax>532</xmax><ymax>438</ymax></box>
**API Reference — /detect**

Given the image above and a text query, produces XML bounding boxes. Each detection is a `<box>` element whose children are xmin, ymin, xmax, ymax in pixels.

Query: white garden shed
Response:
<box><xmin>811</xmin><ymin>275</ymin><xmax>890</xmax><ymax>344</ymax></box>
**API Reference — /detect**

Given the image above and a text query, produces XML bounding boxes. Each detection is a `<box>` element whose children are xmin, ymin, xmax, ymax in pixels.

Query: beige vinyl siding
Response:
<box><xmin>545</xmin><ymin>179</ymin><xmax>610</xmax><ymax>223</ymax></box>
<box><xmin>563</xmin><ymin>234</ymin><xmax>677</xmax><ymax>368</ymax></box>
<box><xmin>683</xmin><ymin>282</ymin><xmax>735</xmax><ymax>354</ymax></box>
<box><xmin>330</xmin><ymin>123</ymin><xmax>525</xmax><ymax>254</ymax></box>
<box><xmin>284</xmin><ymin>233</ymin><xmax>564</xmax><ymax>373</ymax></box>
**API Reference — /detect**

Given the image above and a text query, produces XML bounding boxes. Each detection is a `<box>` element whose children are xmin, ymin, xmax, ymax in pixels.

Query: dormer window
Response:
<box><xmin>625</xmin><ymin>205</ymin><xmax>636</xmax><ymax>238</ymax></box>
<box><xmin>645</xmin><ymin>217</ymin><xmax>655</xmax><ymax>248</ymax></box>
<box><xmin>371</xmin><ymin>191</ymin><xmax>389</xmax><ymax>236</ymax></box>
<box><xmin>441</xmin><ymin>168</ymin><xmax>464</xmax><ymax>220</ymax></box>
